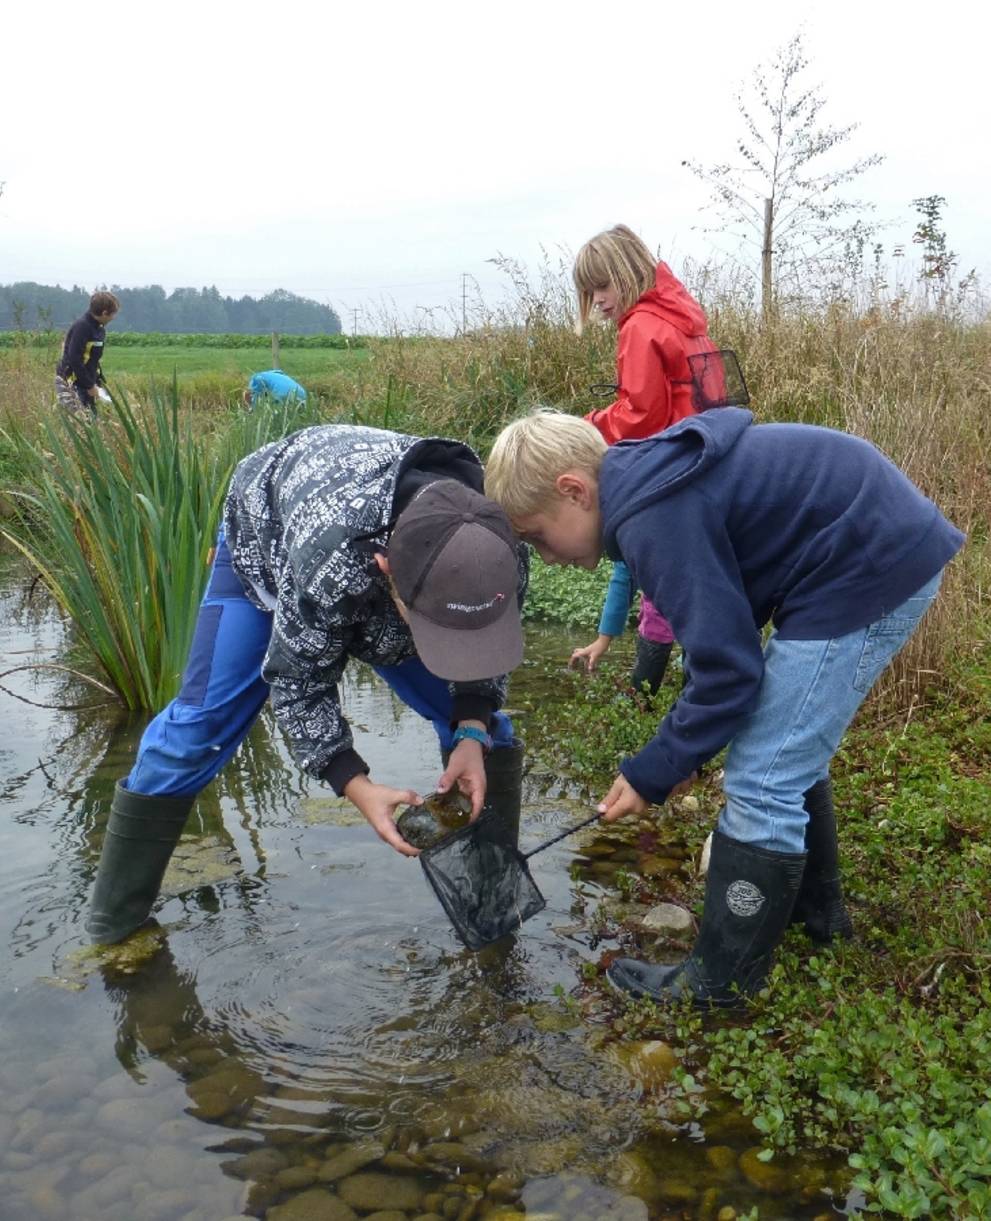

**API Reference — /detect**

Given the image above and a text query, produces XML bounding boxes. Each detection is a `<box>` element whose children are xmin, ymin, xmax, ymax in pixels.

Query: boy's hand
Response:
<box><xmin>598</xmin><ymin>773</ymin><xmax>649</xmax><ymax>822</ymax></box>
<box><xmin>569</xmin><ymin>633</ymin><xmax>613</xmax><ymax>674</ymax></box>
<box><xmin>437</xmin><ymin>736</ymin><xmax>487</xmax><ymax>818</ymax></box>
<box><xmin>343</xmin><ymin>774</ymin><xmax>422</xmax><ymax>857</ymax></box>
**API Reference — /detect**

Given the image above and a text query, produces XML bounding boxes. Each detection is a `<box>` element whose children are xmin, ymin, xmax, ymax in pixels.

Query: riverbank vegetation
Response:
<box><xmin>1</xmin><ymin>256</ymin><xmax>989</xmax><ymax>1217</ymax></box>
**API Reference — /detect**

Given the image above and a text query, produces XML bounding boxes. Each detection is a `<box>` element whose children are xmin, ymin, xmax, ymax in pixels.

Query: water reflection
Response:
<box><xmin>0</xmin><ymin>558</ymin><xmax>853</xmax><ymax>1220</ymax></box>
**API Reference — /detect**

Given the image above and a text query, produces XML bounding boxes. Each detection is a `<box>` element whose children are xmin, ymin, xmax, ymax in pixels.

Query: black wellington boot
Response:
<box><xmin>86</xmin><ymin>783</ymin><xmax>195</xmax><ymax>945</ymax></box>
<box><xmin>630</xmin><ymin>639</ymin><xmax>673</xmax><ymax>696</ymax></box>
<box><xmin>480</xmin><ymin>737</ymin><xmax>524</xmax><ymax>848</ymax></box>
<box><xmin>789</xmin><ymin>776</ymin><xmax>854</xmax><ymax>943</ymax></box>
<box><xmin>607</xmin><ymin>831</ymin><xmax>806</xmax><ymax>1007</ymax></box>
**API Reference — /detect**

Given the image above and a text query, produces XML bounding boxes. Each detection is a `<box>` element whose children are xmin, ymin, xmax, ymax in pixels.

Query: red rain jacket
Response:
<box><xmin>585</xmin><ymin>262</ymin><xmax>719</xmax><ymax>444</ymax></box>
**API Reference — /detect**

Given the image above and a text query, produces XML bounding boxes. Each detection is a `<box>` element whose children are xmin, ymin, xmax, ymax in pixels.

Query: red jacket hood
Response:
<box><xmin>622</xmin><ymin>262</ymin><xmax>708</xmax><ymax>336</ymax></box>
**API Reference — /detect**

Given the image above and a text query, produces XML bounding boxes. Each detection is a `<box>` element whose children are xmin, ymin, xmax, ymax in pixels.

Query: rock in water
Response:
<box><xmin>396</xmin><ymin>790</ymin><xmax>472</xmax><ymax>849</ymax></box>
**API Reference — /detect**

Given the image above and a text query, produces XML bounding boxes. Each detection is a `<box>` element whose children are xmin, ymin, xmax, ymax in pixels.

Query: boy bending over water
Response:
<box><xmin>485</xmin><ymin>408</ymin><xmax>963</xmax><ymax>1006</ymax></box>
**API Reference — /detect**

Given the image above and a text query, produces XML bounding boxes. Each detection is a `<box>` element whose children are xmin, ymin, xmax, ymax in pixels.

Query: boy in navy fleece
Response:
<box><xmin>55</xmin><ymin>290</ymin><xmax>119</xmax><ymax>418</ymax></box>
<box><xmin>485</xmin><ymin>407</ymin><xmax>964</xmax><ymax>1006</ymax></box>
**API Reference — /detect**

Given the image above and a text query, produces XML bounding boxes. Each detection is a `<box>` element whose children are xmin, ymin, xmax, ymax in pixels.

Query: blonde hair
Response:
<box><xmin>573</xmin><ymin>224</ymin><xmax>657</xmax><ymax>332</ymax></box>
<box><xmin>485</xmin><ymin>408</ymin><xmax>607</xmax><ymax>521</ymax></box>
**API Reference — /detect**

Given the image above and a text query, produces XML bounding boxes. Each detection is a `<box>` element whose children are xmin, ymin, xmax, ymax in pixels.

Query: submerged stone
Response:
<box><xmin>52</xmin><ymin>923</ymin><xmax>169</xmax><ymax>988</ymax></box>
<box><xmin>298</xmin><ymin>795</ymin><xmax>369</xmax><ymax>827</ymax></box>
<box><xmin>267</xmin><ymin>1188</ymin><xmax>358</xmax><ymax>1221</ymax></box>
<box><xmin>608</xmin><ymin>1039</ymin><xmax>679</xmax><ymax>1089</ymax></box>
<box><xmin>704</xmin><ymin>1144</ymin><xmax>738</xmax><ymax>1179</ymax></box>
<box><xmin>318</xmin><ymin>1141</ymin><xmax>386</xmax><ymax>1182</ymax></box>
<box><xmin>337</xmin><ymin>1171</ymin><xmax>423</xmax><ymax>1211</ymax></box>
<box><xmin>639</xmin><ymin>903</ymin><xmax>694</xmax><ymax>935</ymax></box>
<box><xmin>738</xmin><ymin>1146</ymin><xmax>793</xmax><ymax>1194</ymax></box>
<box><xmin>162</xmin><ymin>836</ymin><xmax>240</xmax><ymax>893</ymax></box>
<box><xmin>396</xmin><ymin>790</ymin><xmax>472</xmax><ymax>849</ymax></box>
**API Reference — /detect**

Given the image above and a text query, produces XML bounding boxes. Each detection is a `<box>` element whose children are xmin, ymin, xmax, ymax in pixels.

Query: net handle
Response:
<box><xmin>523</xmin><ymin>811</ymin><xmax>603</xmax><ymax>859</ymax></box>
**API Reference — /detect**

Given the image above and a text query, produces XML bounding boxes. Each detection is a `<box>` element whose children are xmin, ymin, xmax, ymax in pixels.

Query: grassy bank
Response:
<box><xmin>519</xmin><ymin>627</ymin><xmax>991</xmax><ymax>1218</ymax></box>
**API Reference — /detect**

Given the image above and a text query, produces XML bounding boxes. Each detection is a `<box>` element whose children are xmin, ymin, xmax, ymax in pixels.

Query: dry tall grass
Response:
<box><xmin>368</xmin><ymin>263</ymin><xmax>990</xmax><ymax>711</ymax></box>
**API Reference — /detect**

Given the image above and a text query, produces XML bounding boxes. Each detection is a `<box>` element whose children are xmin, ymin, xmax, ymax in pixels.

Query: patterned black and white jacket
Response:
<box><xmin>223</xmin><ymin>424</ymin><xmax>528</xmax><ymax>794</ymax></box>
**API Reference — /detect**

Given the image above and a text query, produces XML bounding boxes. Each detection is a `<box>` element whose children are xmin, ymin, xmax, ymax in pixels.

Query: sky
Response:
<box><xmin>2</xmin><ymin>0</ymin><xmax>988</xmax><ymax>331</ymax></box>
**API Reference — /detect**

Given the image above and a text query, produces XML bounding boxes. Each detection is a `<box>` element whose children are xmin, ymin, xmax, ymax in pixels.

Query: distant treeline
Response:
<box><xmin>0</xmin><ymin>331</ymin><xmax>365</xmax><ymax>350</ymax></box>
<box><xmin>0</xmin><ymin>283</ymin><xmax>342</xmax><ymax>335</ymax></box>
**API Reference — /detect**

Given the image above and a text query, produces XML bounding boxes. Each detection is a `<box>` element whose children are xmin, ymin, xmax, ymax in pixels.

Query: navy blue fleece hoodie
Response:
<box><xmin>599</xmin><ymin>408</ymin><xmax>965</xmax><ymax>805</ymax></box>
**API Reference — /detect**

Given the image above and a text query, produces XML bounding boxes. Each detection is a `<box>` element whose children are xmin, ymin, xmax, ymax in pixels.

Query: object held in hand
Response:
<box><xmin>418</xmin><ymin>808</ymin><xmax>602</xmax><ymax>949</ymax></box>
<box><xmin>396</xmin><ymin>790</ymin><xmax>472</xmax><ymax>850</ymax></box>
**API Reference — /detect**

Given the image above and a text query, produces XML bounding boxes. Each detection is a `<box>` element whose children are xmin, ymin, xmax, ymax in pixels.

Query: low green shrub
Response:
<box><xmin>524</xmin><ymin>553</ymin><xmax>616</xmax><ymax>629</ymax></box>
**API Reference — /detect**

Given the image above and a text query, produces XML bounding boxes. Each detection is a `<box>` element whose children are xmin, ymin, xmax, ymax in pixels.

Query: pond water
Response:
<box><xmin>0</xmin><ymin>557</ymin><xmax>856</xmax><ymax>1221</ymax></box>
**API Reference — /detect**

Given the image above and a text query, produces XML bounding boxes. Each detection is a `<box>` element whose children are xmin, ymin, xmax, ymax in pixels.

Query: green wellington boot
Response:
<box><xmin>607</xmin><ymin>831</ymin><xmax>806</xmax><ymax>1007</ymax></box>
<box><xmin>479</xmin><ymin>737</ymin><xmax>525</xmax><ymax>848</ymax></box>
<box><xmin>789</xmin><ymin>777</ymin><xmax>854</xmax><ymax>943</ymax></box>
<box><xmin>630</xmin><ymin>638</ymin><xmax>673</xmax><ymax>696</ymax></box>
<box><xmin>86</xmin><ymin>783</ymin><xmax>195</xmax><ymax>945</ymax></box>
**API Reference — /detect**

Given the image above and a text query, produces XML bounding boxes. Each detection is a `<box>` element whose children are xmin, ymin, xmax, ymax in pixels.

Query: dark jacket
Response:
<box><xmin>56</xmin><ymin>312</ymin><xmax>107</xmax><ymax>391</ymax></box>
<box><xmin>599</xmin><ymin>408</ymin><xmax>966</xmax><ymax>804</ymax></box>
<box><xmin>223</xmin><ymin>425</ymin><xmax>528</xmax><ymax>794</ymax></box>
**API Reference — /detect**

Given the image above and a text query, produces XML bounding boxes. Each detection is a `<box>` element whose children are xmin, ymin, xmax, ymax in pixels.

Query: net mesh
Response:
<box><xmin>419</xmin><ymin>812</ymin><xmax>546</xmax><ymax>949</ymax></box>
<box><xmin>688</xmin><ymin>349</ymin><xmax>750</xmax><ymax>410</ymax></box>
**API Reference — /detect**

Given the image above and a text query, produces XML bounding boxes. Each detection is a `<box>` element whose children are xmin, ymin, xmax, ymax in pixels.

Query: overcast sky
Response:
<box><xmin>3</xmin><ymin>0</ymin><xmax>988</xmax><ymax>330</ymax></box>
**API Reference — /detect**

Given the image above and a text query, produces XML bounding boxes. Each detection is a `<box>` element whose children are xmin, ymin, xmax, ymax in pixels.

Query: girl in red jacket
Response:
<box><xmin>569</xmin><ymin>224</ymin><xmax>719</xmax><ymax>692</ymax></box>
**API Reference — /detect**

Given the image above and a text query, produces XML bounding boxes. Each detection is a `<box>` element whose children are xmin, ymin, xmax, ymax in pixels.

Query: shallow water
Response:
<box><xmin>0</xmin><ymin>557</ymin><xmax>855</xmax><ymax>1220</ymax></box>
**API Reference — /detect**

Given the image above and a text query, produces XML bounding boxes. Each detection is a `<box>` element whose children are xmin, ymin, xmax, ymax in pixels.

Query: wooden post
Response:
<box><xmin>761</xmin><ymin>198</ymin><xmax>773</xmax><ymax>320</ymax></box>
<box><xmin>271</xmin><ymin>331</ymin><xmax>280</xmax><ymax>368</ymax></box>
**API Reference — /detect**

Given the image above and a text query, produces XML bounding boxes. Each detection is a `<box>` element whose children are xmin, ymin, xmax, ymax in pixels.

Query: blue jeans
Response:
<box><xmin>719</xmin><ymin>572</ymin><xmax>943</xmax><ymax>853</ymax></box>
<box><xmin>128</xmin><ymin>534</ymin><xmax>514</xmax><ymax>798</ymax></box>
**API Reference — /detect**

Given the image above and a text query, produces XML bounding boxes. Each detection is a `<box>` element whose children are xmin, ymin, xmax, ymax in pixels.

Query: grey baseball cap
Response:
<box><xmin>389</xmin><ymin>479</ymin><xmax>524</xmax><ymax>682</ymax></box>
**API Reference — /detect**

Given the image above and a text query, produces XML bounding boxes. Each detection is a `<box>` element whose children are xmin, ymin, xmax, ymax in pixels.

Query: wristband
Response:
<box><xmin>452</xmin><ymin>725</ymin><xmax>493</xmax><ymax>752</ymax></box>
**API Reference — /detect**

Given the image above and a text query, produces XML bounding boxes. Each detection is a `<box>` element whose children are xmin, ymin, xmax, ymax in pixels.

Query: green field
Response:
<box><xmin>105</xmin><ymin>343</ymin><xmax>370</xmax><ymax>380</ymax></box>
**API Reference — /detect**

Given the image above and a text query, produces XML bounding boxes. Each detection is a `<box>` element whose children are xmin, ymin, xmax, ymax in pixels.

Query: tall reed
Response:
<box><xmin>0</xmin><ymin>385</ymin><xmax>317</xmax><ymax>710</ymax></box>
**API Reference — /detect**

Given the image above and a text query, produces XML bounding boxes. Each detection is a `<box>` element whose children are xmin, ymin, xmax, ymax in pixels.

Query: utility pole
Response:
<box><xmin>351</xmin><ymin>307</ymin><xmax>360</xmax><ymax>337</ymax></box>
<box><xmin>461</xmin><ymin>273</ymin><xmax>468</xmax><ymax>334</ymax></box>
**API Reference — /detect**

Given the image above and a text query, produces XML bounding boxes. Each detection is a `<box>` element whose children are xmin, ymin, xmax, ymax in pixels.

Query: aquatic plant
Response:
<box><xmin>0</xmin><ymin>384</ymin><xmax>314</xmax><ymax>710</ymax></box>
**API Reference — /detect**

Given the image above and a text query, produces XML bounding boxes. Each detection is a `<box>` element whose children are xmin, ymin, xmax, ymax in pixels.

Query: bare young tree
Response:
<box><xmin>683</xmin><ymin>34</ymin><xmax>883</xmax><ymax>315</ymax></box>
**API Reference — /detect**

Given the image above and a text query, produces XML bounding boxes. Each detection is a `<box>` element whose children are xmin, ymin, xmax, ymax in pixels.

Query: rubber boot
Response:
<box><xmin>789</xmin><ymin>777</ymin><xmax>854</xmax><ymax>943</ymax></box>
<box><xmin>607</xmin><ymin>830</ymin><xmax>806</xmax><ymax>1007</ymax></box>
<box><xmin>86</xmin><ymin>783</ymin><xmax>195</xmax><ymax>945</ymax></box>
<box><xmin>630</xmin><ymin>638</ymin><xmax>673</xmax><ymax>696</ymax></box>
<box><xmin>479</xmin><ymin>737</ymin><xmax>524</xmax><ymax>848</ymax></box>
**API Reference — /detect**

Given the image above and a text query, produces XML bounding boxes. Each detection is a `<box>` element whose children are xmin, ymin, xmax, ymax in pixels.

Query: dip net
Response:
<box><xmin>418</xmin><ymin>809</ymin><xmax>600</xmax><ymax>949</ymax></box>
<box><xmin>688</xmin><ymin>349</ymin><xmax>750</xmax><ymax>410</ymax></box>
